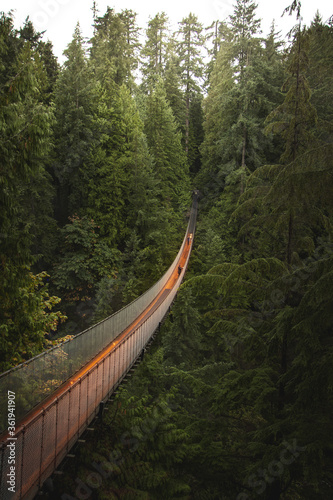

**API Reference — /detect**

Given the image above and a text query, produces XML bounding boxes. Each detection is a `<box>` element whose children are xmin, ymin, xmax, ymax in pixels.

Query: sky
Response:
<box><xmin>4</xmin><ymin>0</ymin><xmax>332</xmax><ymax>63</ymax></box>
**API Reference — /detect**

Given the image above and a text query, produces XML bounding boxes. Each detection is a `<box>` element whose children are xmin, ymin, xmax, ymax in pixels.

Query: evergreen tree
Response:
<box><xmin>141</xmin><ymin>12</ymin><xmax>169</xmax><ymax>91</ymax></box>
<box><xmin>144</xmin><ymin>78</ymin><xmax>190</xmax><ymax>216</ymax></box>
<box><xmin>205</xmin><ymin>20</ymin><xmax>232</xmax><ymax>85</ymax></box>
<box><xmin>200</xmin><ymin>0</ymin><xmax>284</xmax><ymax>202</ymax></box>
<box><xmin>163</xmin><ymin>287</ymin><xmax>202</xmax><ymax>368</ymax></box>
<box><xmin>18</xmin><ymin>18</ymin><xmax>59</xmax><ymax>103</ymax></box>
<box><xmin>263</xmin><ymin>23</ymin><xmax>318</xmax><ymax>265</ymax></box>
<box><xmin>177</xmin><ymin>13</ymin><xmax>205</xmax><ymax>157</ymax></box>
<box><xmin>188</xmin><ymin>93</ymin><xmax>204</xmax><ymax>175</ymax></box>
<box><xmin>0</xmin><ymin>13</ymin><xmax>63</xmax><ymax>368</ymax></box>
<box><xmin>52</xmin><ymin>215</ymin><xmax>119</xmax><ymax>332</ymax></box>
<box><xmin>163</xmin><ymin>45</ymin><xmax>186</xmax><ymax>134</ymax></box>
<box><xmin>199</xmin><ymin>37</ymin><xmax>235</xmax><ymax>195</ymax></box>
<box><xmin>307</xmin><ymin>12</ymin><xmax>333</xmax><ymax>144</ymax></box>
<box><xmin>52</xmin><ymin>23</ymin><xmax>98</xmax><ymax>224</ymax></box>
<box><xmin>90</xmin><ymin>7</ymin><xmax>140</xmax><ymax>89</ymax></box>
<box><xmin>226</xmin><ymin>0</ymin><xmax>263</xmax><ymax>191</ymax></box>
<box><xmin>85</xmin><ymin>83</ymin><xmax>150</xmax><ymax>246</ymax></box>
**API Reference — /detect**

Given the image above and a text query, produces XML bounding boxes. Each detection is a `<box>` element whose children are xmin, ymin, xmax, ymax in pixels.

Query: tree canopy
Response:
<box><xmin>1</xmin><ymin>4</ymin><xmax>332</xmax><ymax>499</ymax></box>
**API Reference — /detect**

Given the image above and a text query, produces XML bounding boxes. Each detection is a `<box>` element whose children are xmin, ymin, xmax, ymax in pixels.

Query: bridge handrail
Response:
<box><xmin>0</xmin><ymin>198</ymin><xmax>197</xmax><ymax>433</ymax></box>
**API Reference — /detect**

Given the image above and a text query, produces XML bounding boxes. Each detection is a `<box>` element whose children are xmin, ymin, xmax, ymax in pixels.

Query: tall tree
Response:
<box><xmin>227</xmin><ymin>0</ymin><xmax>262</xmax><ymax>192</ymax></box>
<box><xmin>177</xmin><ymin>13</ymin><xmax>205</xmax><ymax>156</ymax></box>
<box><xmin>85</xmin><ymin>84</ymin><xmax>149</xmax><ymax>246</ymax></box>
<box><xmin>163</xmin><ymin>44</ymin><xmax>186</xmax><ymax>134</ymax></box>
<box><xmin>144</xmin><ymin>78</ymin><xmax>190</xmax><ymax>216</ymax></box>
<box><xmin>90</xmin><ymin>7</ymin><xmax>140</xmax><ymax>90</ymax></box>
<box><xmin>0</xmin><ymin>13</ymin><xmax>63</xmax><ymax>369</ymax></box>
<box><xmin>141</xmin><ymin>12</ymin><xmax>169</xmax><ymax>91</ymax></box>
<box><xmin>205</xmin><ymin>20</ymin><xmax>232</xmax><ymax>85</ymax></box>
<box><xmin>307</xmin><ymin>12</ymin><xmax>333</xmax><ymax>145</ymax></box>
<box><xmin>52</xmin><ymin>23</ymin><xmax>98</xmax><ymax>224</ymax></box>
<box><xmin>200</xmin><ymin>0</ymin><xmax>284</xmax><ymax>201</ymax></box>
<box><xmin>18</xmin><ymin>18</ymin><xmax>59</xmax><ymax>103</ymax></box>
<box><xmin>264</xmin><ymin>23</ymin><xmax>318</xmax><ymax>266</ymax></box>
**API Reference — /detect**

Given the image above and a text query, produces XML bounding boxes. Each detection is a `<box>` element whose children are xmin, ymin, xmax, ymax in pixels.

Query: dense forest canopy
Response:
<box><xmin>0</xmin><ymin>0</ymin><xmax>332</xmax><ymax>498</ymax></box>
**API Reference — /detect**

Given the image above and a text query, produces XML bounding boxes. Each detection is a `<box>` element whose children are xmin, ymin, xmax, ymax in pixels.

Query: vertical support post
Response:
<box><xmin>39</xmin><ymin>410</ymin><xmax>46</xmax><ymax>488</ymax></box>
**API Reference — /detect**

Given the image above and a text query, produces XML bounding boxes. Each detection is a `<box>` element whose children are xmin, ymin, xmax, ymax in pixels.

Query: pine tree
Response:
<box><xmin>199</xmin><ymin>37</ymin><xmax>234</xmax><ymax>188</ymax></box>
<box><xmin>144</xmin><ymin>78</ymin><xmax>190</xmax><ymax>216</ymax></box>
<box><xmin>307</xmin><ymin>12</ymin><xmax>333</xmax><ymax>145</ymax></box>
<box><xmin>90</xmin><ymin>7</ymin><xmax>140</xmax><ymax>89</ymax></box>
<box><xmin>0</xmin><ymin>13</ymin><xmax>63</xmax><ymax>369</ymax></box>
<box><xmin>200</xmin><ymin>0</ymin><xmax>284</xmax><ymax>202</ymax></box>
<box><xmin>163</xmin><ymin>45</ymin><xmax>186</xmax><ymax>134</ymax></box>
<box><xmin>141</xmin><ymin>12</ymin><xmax>169</xmax><ymax>91</ymax></box>
<box><xmin>228</xmin><ymin>0</ymin><xmax>263</xmax><ymax>192</ymax></box>
<box><xmin>52</xmin><ymin>23</ymin><xmax>98</xmax><ymax>224</ymax></box>
<box><xmin>18</xmin><ymin>18</ymin><xmax>59</xmax><ymax>103</ymax></box>
<box><xmin>52</xmin><ymin>215</ymin><xmax>119</xmax><ymax>332</ymax></box>
<box><xmin>262</xmin><ymin>23</ymin><xmax>318</xmax><ymax>266</ymax></box>
<box><xmin>177</xmin><ymin>13</ymin><xmax>205</xmax><ymax>156</ymax></box>
<box><xmin>205</xmin><ymin>20</ymin><xmax>232</xmax><ymax>86</ymax></box>
<box><xmin>85</xmin><ymin>84</ymin><xmax>149</xmax><ymax>246</ymax></box>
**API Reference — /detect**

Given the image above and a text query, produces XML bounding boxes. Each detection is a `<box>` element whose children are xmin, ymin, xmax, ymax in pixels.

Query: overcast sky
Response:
<box><xmin>4</xmin><ymin>0</ymin><xmax>332</xmax><ymax>63</ymax></box>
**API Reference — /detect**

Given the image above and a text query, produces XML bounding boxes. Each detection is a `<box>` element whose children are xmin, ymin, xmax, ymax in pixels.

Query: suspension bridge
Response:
<box><xmin>0</xmin><ymin>195</ymin><xmax>198</xmax><ymax>500</ymax></box>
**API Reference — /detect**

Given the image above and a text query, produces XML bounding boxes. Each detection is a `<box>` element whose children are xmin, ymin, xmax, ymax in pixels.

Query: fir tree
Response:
<box><xmin>0</xmin><ymin>13</ymin><xmax>63</xmax><ymax>368</ymax></box>
<box><xmin>144</xmin><ymin>78</ymin><xmax>190</xmax><ymax>216</ymax></box>
<box><xmin>90</xmin><ymin>7</ymin><xmax>140</xmax><ymax>90</ymax></box>
<box><xmin>141</xmin><ymin>12</ymin><xmax>169</xmax><ymax>91</ymax></box>
<box><xmin>52</xmin><ymin>23</ymin><xmax>98</xmax><ymax>224</ymax></box>
<box><xmin>163</xmin><ymin>45</ymin><xmax>186</xmax><ymax>134</ymax></box>
<box><xmin>177</xmin><ymin>13</ymin><xmax>205</xmax><ymax>157</ymax></box>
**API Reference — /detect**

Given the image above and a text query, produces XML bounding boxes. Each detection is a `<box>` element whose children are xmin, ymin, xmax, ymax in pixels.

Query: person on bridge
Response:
<box><xmin>178</xmin><ymin>265</ymin><xmax>182</xmax><ymax>277</ymax></box>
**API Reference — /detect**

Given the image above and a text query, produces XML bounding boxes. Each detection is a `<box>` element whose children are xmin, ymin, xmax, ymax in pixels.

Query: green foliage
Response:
<box><xmin>176</xmin><ymin>13</ymin><xmax>205</xmax><ymax>165</ymax></box>
<box><xmin>234</xmin><ymin>23</ymin><xmax>332</xmax><ymax>266</ymax></box>
<box><xmin>50</xmin><ymin>9</ymin><xmax>332</xmax><ymax>500</ymax></box>
<box><xmin>52</xmin><ymin>215</ymin><xmax>119</xmax><ymax>302</ymax></box>
<box><xmin>18</xmin><ymin>17</ymin><xmax>59</xmax><ymax>102</ymax></box>
<box><xmin>163</xmin><ymin>47</ymin><xmax>186</xmax><ymax>133</ymax></box>
<box><xmin>90</xmin><ymin>7</ymin><xmax>140</xmax><ymax>90</ymax></box>
<box><xmin>199</xmin><ymin>1</ymin><xmax>285</xmax><ymax>205</ymax></box>
<box><xmin>87</xmin><ymin>84</ymin><xmax>151</xmax><ymax>244</ymax></box>
<box><xmin>307</xmin><ymin>14</ymin><xmax>333</xmax><ymax>142</ymax></box>
<box><xmin>52</xmin><ymin>23</ymin><xmax>98</xmax><ymax>223</ymax></box>
<box><xmin>163</xmin><ymin>287</ymin><xmax>202</xmax><ymax>368</ymax></box>
<box><xmin>2</xmin><ymin>6</ymin><xmax>333</xmax><ymax>500</ymax></box>
<box><xmin>144</xmin><ymin>78</ymin><xmax>190</xmax><ymax>215</ymax></box>
<box><xmin>0</xmin><ymin>12</ymin><xmax>60</xmax><ymax>368</ymax></box>
<box><xmin>265</xmin><ymin>26</ymin><xmax>317</xmax><ymax>164</ymax></box>
<box><xmin>177</xmin><ymin>13</ymin><xmax>205</xmax><ymax>96</ymax></box>
<box><xmin>51</xmin><ymin>214</ymin><xmax>122</xmax><ymax>333</ymax></box>
<box><xmin>141</xmin><ymin>12</ymin><xmax>169</xmax><ymax>90</ymax></box>
<box><xmin>0</xmin><ymin>271</ymin><xmax>66</xmax><ymax>371</ymax></box>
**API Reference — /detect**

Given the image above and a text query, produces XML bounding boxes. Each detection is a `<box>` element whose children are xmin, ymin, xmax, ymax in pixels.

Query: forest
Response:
<box><xmin>0</xmin><ymin>0</ymin><xmax>332</xmax><ymax>498</ymax></box>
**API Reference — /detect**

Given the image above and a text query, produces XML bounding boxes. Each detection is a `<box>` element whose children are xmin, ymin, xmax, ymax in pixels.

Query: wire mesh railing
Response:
<box><xmin>0</xmin><ymin>196</ymin><xmax>198</xmax><ymax>434</ymax></box>
<box><xmin>0</xmin><ymin>196</ymin><xmax>197</xmax><ymax>500</ymax></box>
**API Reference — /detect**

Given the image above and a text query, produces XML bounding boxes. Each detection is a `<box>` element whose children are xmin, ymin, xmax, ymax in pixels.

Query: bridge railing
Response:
<box><xmin>0</xmin><ymin>197</ymin><xmax>197</xmax><ymax>500</ymax></box>
<box><xmin>0</xmin><ymin>197</ymin><xmax>197</xmax><ymax>434</ymax></box>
